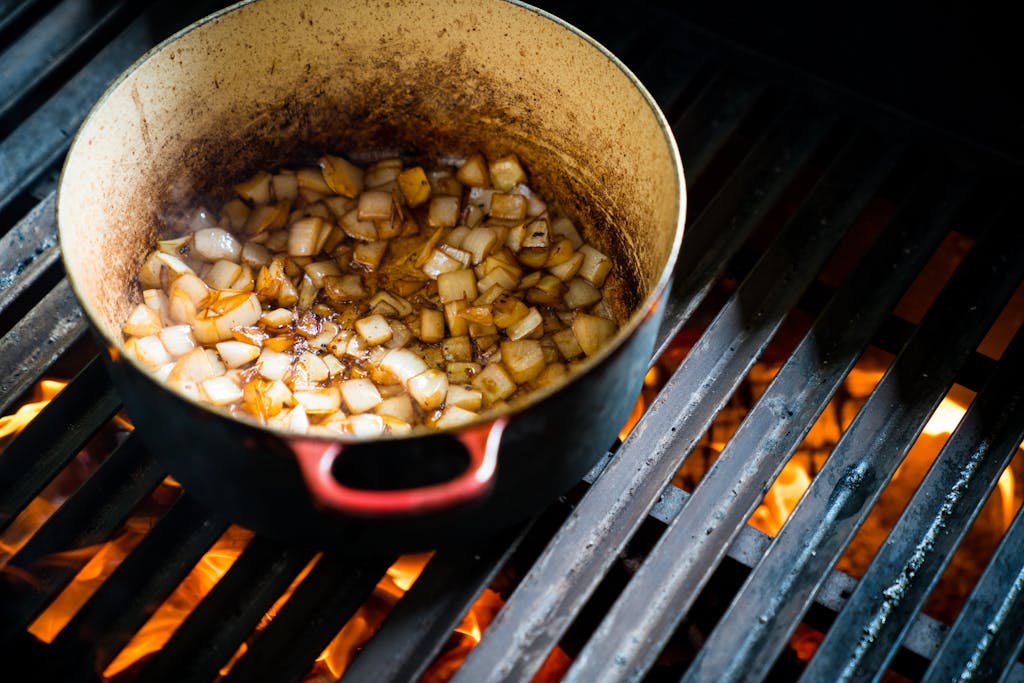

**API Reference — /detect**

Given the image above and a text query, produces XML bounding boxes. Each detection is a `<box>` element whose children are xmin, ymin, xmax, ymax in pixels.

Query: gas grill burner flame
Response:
<box><xmin>1</xmin><ymin>350</ymin><xmax>1018</xmax><ymax>679</ymax></box>
<box><xmin>0</xmin><ymin>379</ymin><xmax>67</xmax><ymax>443</ymax></box>
<box><xmin>0</xmin><ymin>378</ymin><xmax>565</xmax><ymax>680</ymax></box>
<box><xmin>750</xmin><ymin>394</ymin><xmax>1017</xmax><ymax>538</ymax></box>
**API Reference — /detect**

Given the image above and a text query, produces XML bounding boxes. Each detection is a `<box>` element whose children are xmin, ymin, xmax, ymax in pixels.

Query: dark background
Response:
<box><xmin>188</xmin><ymin>0</ymin><xmax>1022</xmax><ymax>161</ymax></box>
<box><xmin>531</xmin><ymin>1</ymin><xmax>1024</xmax><ymax>162</ymax></box>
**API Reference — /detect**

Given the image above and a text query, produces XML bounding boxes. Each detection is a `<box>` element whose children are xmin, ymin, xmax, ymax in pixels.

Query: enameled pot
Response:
<box><xmin>57</xmin><ymin>0</ymin><xmax>685</xmax><ymax>553</ymax></box>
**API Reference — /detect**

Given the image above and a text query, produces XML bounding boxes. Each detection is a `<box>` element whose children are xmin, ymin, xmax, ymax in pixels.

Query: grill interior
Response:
<box><xmin>2</xmin><ymin>1</ymin><xmax>1023</xmax><ymax>681</ymax></box>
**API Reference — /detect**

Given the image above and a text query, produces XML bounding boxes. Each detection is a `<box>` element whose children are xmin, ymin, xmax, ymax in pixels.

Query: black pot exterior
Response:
<box><xmin>99</xmin><ymin>294</ymin><xmax>665</xmax><ymax>554</ymax></box>
<box><xmin>61</xmin><ymin>0</ymin><xmax>685</xmax><ymax>555</ymax></box>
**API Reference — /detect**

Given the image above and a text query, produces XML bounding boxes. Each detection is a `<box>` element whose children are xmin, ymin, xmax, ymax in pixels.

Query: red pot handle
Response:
<box><xmin>290</xmin><ymin>418</ymin><xmax>506</xmax><ymax>517</ymax></box>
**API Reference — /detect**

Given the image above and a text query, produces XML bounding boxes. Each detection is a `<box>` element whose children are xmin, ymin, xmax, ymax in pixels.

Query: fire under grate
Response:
<box><xmin>2</xmin><ymin>1</ymin><xmax>1024</xmax><ymax>681</ymax></box>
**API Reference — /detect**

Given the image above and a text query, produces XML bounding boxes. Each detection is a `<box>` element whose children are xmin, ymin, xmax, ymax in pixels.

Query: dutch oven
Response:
<box><xmin>57</xmin><ymin>0</ymin><xmax>685</xmax><ymax>553</ymax></box>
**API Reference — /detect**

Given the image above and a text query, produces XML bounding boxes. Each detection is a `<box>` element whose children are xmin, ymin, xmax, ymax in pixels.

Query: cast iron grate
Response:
<box><xmin>1</xmin><ymin>1</ymin><xmax>1022</xmax><ymax>681</ymax></box>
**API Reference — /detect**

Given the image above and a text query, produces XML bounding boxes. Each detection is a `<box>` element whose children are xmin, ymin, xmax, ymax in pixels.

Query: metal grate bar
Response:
<box><xmin>344</xmin><ymin>529</ymin><xmax>527</xmax><ymax>682</ymax></box>
<box><xmin>454</xmin><ymin>131</ymin><xmax>898</xmax><ymax>683</ymax></box>
<box><xmin>0</xmin><ymin>193</ymin><xmax>57</xmax><ymax>319</ymax></box>
<box><xmin>565</xmin><ymin>168</ymin><xmax>971</xmax><ymax>683</ymax></box>
<box><xmin>654</xmin><ymin>104</ymin><xmax>833</xmax><ymax>360</ymax></box>
<box><xmin>923</xmin><ymin>503</ymin><xmax>1024</xmax><ymax>683</ymax></box>
<box><xmin>136</xmin><ymin>536</ymin><xmax>315</xmax><ymax>683</ymax></box>
<box><xmin>0</xmin><ymin>356</ymin><xmax>120</xmax><ymax>530</ymax></box>
<box><xmin>0</xmin><ymin>434</ymin><xmax>163</xmax><ymax>645</ymax></box>
<box><xmin>0</xmin><ymin>1</ymin><xmax>42</xmax><ymax>37</ymax></box>
<box><xmin>48</xmin><ymin>493</ymin><xmax>227</xmax><ymax>674</ymax></box>
<box><xmin>0</xmin><ymin>0</ymin><xmax>225</xmax><ymax>214</ymax></box>
<box><xmin>223</xmin><ymin>552</ymin><xmax>394</xmax><ymax>683</ymax></box>
<box><xmin>577</xmin><ymin>5</ymin><xmax>710</xmax><ymax>117</ymax></box>
<box><xmin>634</xmin><ymin>429</ymin><xmax>965</xmax><ymax>670</ymax></box>
<box><xmin>802</xmin><ymin>301</ymin><xmax>1024</xmax><ymax>681</ymax></box>
<box><xmin>795</xmin><ymin>273</ymin><xmax>1000</xmax><ymax>396</ymax></box>
<box><xmin>630</xmin><ymin>43</ymin><xmax>706</xmax><ymax>116</ymax></box>
<box><xmin>0</xmin><ymin>0</ymin><xmax>134</xmax><ymax>122</ymax></box>
<box><xmin>685</xmin><ymin>209</ymin><xmax>1024</xmax><ymax>683</ymax></box>
<box><xmin>671</xmin><ymin>68</ymin><xmax>767</xmax><ymax>182</ymax></box>
<box><xmin>0</xmin><ymin>278</ymin><xmax>86</xmax><ymax>416</ymax></box>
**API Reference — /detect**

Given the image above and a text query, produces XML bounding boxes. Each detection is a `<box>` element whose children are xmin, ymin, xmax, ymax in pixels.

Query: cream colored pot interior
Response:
<box><xmin>59</xmin><ymin>0</ymin><xmax>684</xmax><ymax>355</ymax></box>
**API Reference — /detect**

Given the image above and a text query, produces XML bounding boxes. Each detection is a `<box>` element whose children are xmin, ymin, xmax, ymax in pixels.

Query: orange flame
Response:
<box><xmin>0</xmin><ymin>380</ymin><xmax>70</xmax><ymax>559</ymax></box>
<box><xmin>101</xmin><ymin>525</ymin><xmax>253</xmax><ymax>678</ymax></box>
<box><xmin>29</xmin><ymin>539</ymin><xmax>139</xmax><ymax>643</ymax></box>
<box><xmin>0</xmin><ymin>379</ymin><xmax>67</xmax><ymax>443</ymax></box>
<box><xmin>921</xmin><ymin>397</ymin><xmax>1018</xmax><ymax>531</ymax></box>
<box><xmin>749</xmin><ymin>393</ymin><xmax>1023</xmax><ymax>538</ymax></box>
<box><xmin>96</xmin><ymin>546</ymin><xmax>436</xmax><ymax>680</ymax></box>
<box><xmin>0</xmin><ymin>376</ymin><xmax>586</xmax><ymax>679</ymax></box>
<box><xmin>997</xmin><ymin>468</ymin><xmax>1015</xmax><ymax>532</ymax></box>
<box><xmin>921</xmin><ymin>397</ymin><xmax>968</xmax><ymax>436</ymax></box>
<box><xmin>317</xmin><ymin>552</ymin><xmax>434</xmax><ymax>678</ymax></box>
<box><xmin>750</xmin><ymin>460</ymin><xmax>813</xmax><ymax>537</ymax></box>
<box><xmin>421</xmin><ymin>588</ymin><xmax>570</xmax><ymax>683</ymax></box>
<box><xmin>619</xmin><ymin>367</ymin><xmax>660</xmax><ymax>442</ymax></box>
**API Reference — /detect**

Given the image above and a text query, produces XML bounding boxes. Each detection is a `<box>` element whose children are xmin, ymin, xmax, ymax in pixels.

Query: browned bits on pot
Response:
<box><xmin>122</xmin><ymin>152</ymin><xmax>622</xmax><ymax>436</ymax></box>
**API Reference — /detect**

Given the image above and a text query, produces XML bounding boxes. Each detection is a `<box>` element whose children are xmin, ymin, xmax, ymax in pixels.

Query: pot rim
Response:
<box><xmin>56</xmin><ymin>0</ymin><xmax>686</xmax><ymax>444</ymax></box>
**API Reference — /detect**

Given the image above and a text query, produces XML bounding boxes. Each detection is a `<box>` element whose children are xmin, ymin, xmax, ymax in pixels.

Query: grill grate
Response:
<box><xmin>2</xmin><ymin>1</ymin><xmax>1024</xmax><ymax>682</ymax></box>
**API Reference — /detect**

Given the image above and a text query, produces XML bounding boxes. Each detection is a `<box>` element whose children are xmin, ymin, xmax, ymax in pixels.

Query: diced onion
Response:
<box><xmin>500</xmin><ymin>339</ymin><xmax>546</xmax><ymax>383</ymax></box>
<box><xmin>204</xmin><ymin>260</ymin><xmax>243</xmax><ymax>289</ymax></box>
<box><xmin>507</xmin><ymin>307</ymin><xmax>543</xmax><ymax>341</ymax></box>
<box><xmin>159</xmin><ymin>324</ymin><xmax>198</xmax><ymax>358</ymax></box>
<box><xmin>577</xmin><ymin>245</ymin><xmax>612</xmax><ymax>287</ymax></box>
<box><xmin>427</xmin><ymin>196</ymin><xmax>460</xmax><ymax>228</ymax></box>
<box><xmin>456</xmin><ymin>154</ymin><xmax>490</xmax><ymax>187</ymax></box>
<box><xmin>438</xmin><ymin>269</ymin><xmax>478</xmax><ymax>304</ymax></box>
<box><xmin>216</xmin><ymin>340</ymin><xmax>261</xmax><ymax>368</ymax></box>
<box><xmin>419</xmin><ymin>309</ymin><xmax>445</xmax><ymax>343</ymax></box>
<box><xmin>168</xmin><ymin>347</ymin><xmax>225</xmax><ymax>384</ymax></box>
<box><xmin>201</xmin><ymin>376</ymin><xmax>244</xmax><ymax>405</ymax></box>
<box><xmin>407</xmin><ymin>368</ymin><xmax>448</xmax><ymax>410</ymax></box>
<box><xmin>434</xmin><ymin>404</ymin><xmax>479</xmax><ymax>429</ymax></box>
<box><xmin>257</xmin><ymin>348</ymin><xmax>292</xmax><ymax>381</ymax></box>
<box><xmin>358</xmin><ymin>190</ymin><xmax>393</xmax><ymax>221</ymax></box>
<box><xmin>553</xmin><ymin>328</ymin><xmax>584</xmax><ymax>360</ymax></box>
<box><xmin>288</xmin><ymin>217</ymin><xmax>324</xmax><ymax>256</ymax></box>
<box><xmin>490</xmin><ymin>193</ymin><xmax>528</xmax><ymax>221</ymax></box>
<box><xmin>272</xmin><ymin>173</ymin><xmax>299</xmax><ymax>202</ymax></box>
<box><xmin>193</xmin><ymin>228</ymin><xmax>242</xmax><ymax>262</ymax></box>
<box><xmin>376</xmin><ymin>394</ymin><xmax>415</xmax><ymax>423</ymax></box>
<box><xmin>319</xmin><ymin>154</ymin><xmax>364</xmax><ymax>197</ymax></box>
<box><xmin>234</xmin><ymin>171</ymin><xmax>272</xmax><ymax>203</ymax></box>
<box><xmin>446</xmin><ymin>385</ymin><xmax>483</xmax><ymax>411</ymax></box>
<box><xmin>572</xmin><ymin>313</ymin><xmax>618</xmax><ymax>356</ymax></box>
<box><xmin>341</xmin><ymin>378</ymin><xmax>383</xmax><ymax>413</ymax></box>
<box><xmin>170</xmin><ymin>272</ymin><xmax>210</xmax><ymax>307</ymax></box>
<box><xmin>286</xmin><ymin>406</ymin><xmax>310</xmax><ymax>434</ymax></box>
<box><xmin>380</xmin><ymin>348</ymin><xmax>428</xmax><ymax>384</ymax></box>
<box><xmin>471</xmin><ymin>363</ymin><xmax>517</xmax><ymax>404</ymax></box>
<box><xmin>349</xmin><ymin>413</ymin><xmax>384</xmax><ymax>437</ymax></box>
<box><xmin>355</xmin><ymin>314</ymin><xmax>394</xmax><ymax>345</ymax></box>
<box><xmin>294</xmin><ymin>386</ymin><xmax>342</xmax><ymax>414</ymax></box>
<box><xmin>397</xmin><ymin>167</ymin><xmax>431</xmax><ymax>207</ymax></box>
<box><xmin>422</xmin><ymin>248</ymin><xmax>463</xmax><ymax>279</ymax></box>
<box><xmin>124</xmin><ymin>303</ymin><xmax>163</xmax><ymax>337</ymax></box>
<box><xmin>488</xmin><ymin>154</ymin><xmax>527</xmax><ymax>192</ymax></box>
<box><xmin>352</xmin><ymin>240</ymin><xmax>388</xmax><ymax>270</ymax></box>
<box><xmin>156</xmin><ymin>251</ymin><xmax>195</xmax><ymax>276</ymax></box>
<box><xmin>564</xmin><ymin>277</ymin><xmax>602</xmax><ymax>309</ymax></box>
<box><xmin>133</xmin><ymin>335</ymin><xmax>172</xmax><ymax>369</ymax></box>
<box><xmin>124</xmin><ymin>151</ymin><xmax>624</xmax><ymax>434</ymax></box>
